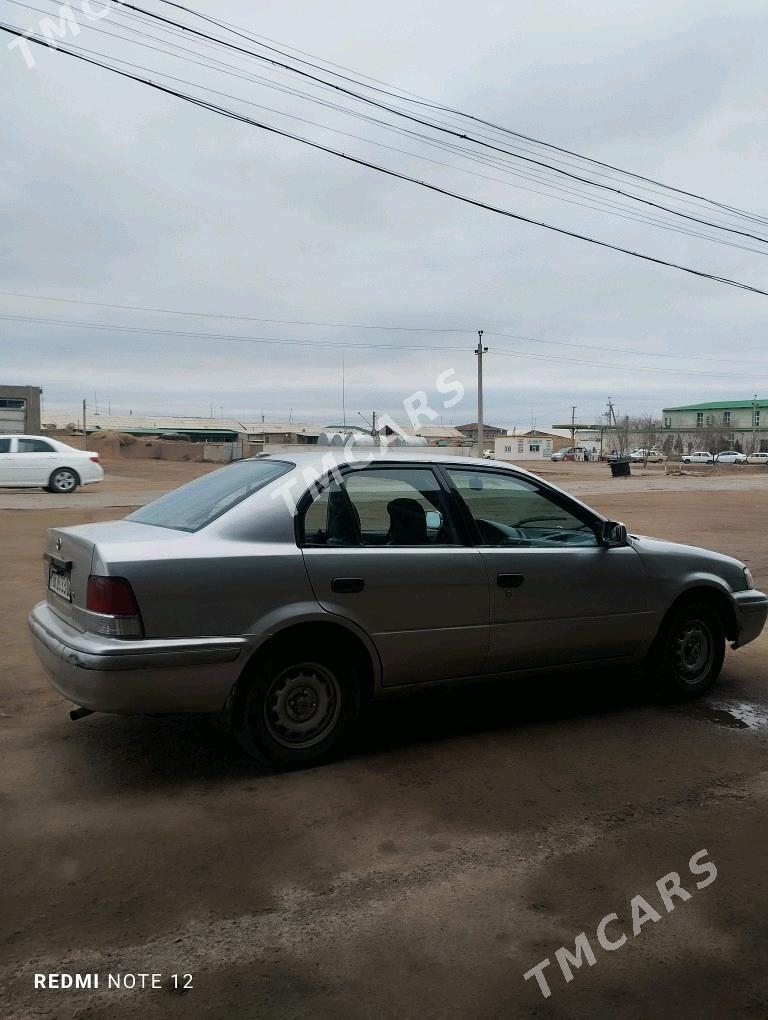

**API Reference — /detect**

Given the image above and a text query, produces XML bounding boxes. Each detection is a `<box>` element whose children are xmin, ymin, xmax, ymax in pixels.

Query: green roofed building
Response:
<box><xmin>661</xmin><ymin>398</ymin><xmax>768</xmax><ymax>452</ymax></box>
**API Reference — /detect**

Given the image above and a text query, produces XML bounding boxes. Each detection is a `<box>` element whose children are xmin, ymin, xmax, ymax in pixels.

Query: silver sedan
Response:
<box><xmin>29</xmin><ymin>452</ymin><xmax>768</xmax><ymax>768</ymax></box>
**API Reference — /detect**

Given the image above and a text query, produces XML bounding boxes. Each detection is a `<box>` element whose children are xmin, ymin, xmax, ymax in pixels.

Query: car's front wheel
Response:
<box><xmin>646</xmin><ymin>602</ymin><xmax>725</xmax><ymax>699</ymax></box>
<box><xmin>47</xmin><ymin>468</ymin><xmax>79</xmax><ymax>494</ymax></box>
<box><xmin>234</xmin><ymin>646</ymin><xmax>361</xmax><ymax>769</ymax></box>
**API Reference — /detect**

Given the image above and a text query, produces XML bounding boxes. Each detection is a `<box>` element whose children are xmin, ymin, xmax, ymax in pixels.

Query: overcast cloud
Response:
<box><xmin>1</xmin><ymin>0</ymin><xmax>767</xmax><ymax>429</ymax></box>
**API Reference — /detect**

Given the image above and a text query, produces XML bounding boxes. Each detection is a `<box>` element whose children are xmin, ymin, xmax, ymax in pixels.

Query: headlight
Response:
<box><xmin>744</xmin><ymin>567</ymin><xmax>755</xmax><ymax>590</ymax></box>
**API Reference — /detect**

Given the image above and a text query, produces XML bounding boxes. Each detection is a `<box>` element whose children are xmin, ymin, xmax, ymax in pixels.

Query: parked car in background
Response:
<box><xmin>629</xmin><ymin>448</ymin><xmax>665</xmax><ymax>463</ymax></box>
<box><xmin>0</xmin><ymin>435</ymin><xmax>103</xmax><ymax>493</ymax></box>
<box><xmin>715</xmin><ymin>450</ymin><xmax>747</xmax><ymax>464</ymax></box>
<box><xmin>746</xmin><ymin>452</ymin><xmax>768</xmax><ymax>465</ymax></box>
<box><xmin>551</xmin><ymin>446</ymin><xmax>590</xmax><ymax>461</ymax></box>
<box><xmin>28</xmin><ymin>452</ymin><xmax>768</xmax><ymax>769</ymax></box>
<box><xmin>681</xmin><ymin>451</ymin><xmax>714</xmax><ymax>465</ymax></box>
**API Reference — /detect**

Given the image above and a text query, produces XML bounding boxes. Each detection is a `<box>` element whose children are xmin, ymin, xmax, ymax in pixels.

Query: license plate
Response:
<box><xmin>48</xmin><ymin>566</ymin><xmax>72</xmax><ymax>602</ymax></box>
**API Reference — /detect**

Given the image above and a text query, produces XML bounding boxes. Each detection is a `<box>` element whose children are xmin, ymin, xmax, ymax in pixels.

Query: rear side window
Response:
<box><xmin>127</xmin><ymin>459</ymin><xmax>293</xmax><ymax>532</ymax></box>
<box><xmin>0</xmin><ymin>438</ymin><xmax>10</xmax><ymax>453</ymax></box>
<box><xmin>17</xmin><ymin>438</ymin><xmax>53</xmax><ymax>453</ymax></box>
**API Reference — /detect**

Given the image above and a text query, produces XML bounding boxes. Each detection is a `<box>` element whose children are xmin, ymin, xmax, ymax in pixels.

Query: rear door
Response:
<box><xmin>300</xmin><ymin>464</ymin><xmax>489</xmax><ymax>686</ymax></box>
<box><xmin>443</xmin><ymin>466</ymin><xmax>647</xmax><ymax>672</ymax></box>
<box><xmin>14</xmin><ymin>437</ymin><xmax>59</xmax><ymax>485</ymax></box>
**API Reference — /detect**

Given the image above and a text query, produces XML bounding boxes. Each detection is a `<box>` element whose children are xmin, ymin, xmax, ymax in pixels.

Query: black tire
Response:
<box><xmin>645</xmin><ymin>602</ymin><xmax>725</xmax><ymax>700</ymax></box>
<box><xmin>233</xmin><ymin>645</ymin><xmax>361</xmax><ymax>769</ymax></box>
<box><xmin>48</xmin><ymin>468</ymin><xmax>79</xmax><ymax>494</ymax></box>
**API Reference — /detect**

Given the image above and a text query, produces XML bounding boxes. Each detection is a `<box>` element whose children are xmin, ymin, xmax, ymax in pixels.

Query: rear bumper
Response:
<box><xmin>732</xmin><ymin>589</ymin><xmax>768</xmax><ymax>649</ymax></box>
<box><xmin>28</xmin><ymin>602</ymin><xmax>246</xmax><ymax>714</ymax></box>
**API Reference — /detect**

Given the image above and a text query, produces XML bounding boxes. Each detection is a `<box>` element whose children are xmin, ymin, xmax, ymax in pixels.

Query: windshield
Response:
<box><xmin>127</xmin><ymin>459</ymin><xmax>293</xmax><ymax>532</ymax></box>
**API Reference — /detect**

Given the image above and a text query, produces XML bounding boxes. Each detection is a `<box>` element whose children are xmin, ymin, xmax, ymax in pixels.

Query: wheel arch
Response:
<box><xmin>655</xmin><ymin>584</ymin><xmax>738</xmax><ymax>646</ymax></box>
<box><xmin>234</xmin><ymin>619</ymin><xmax>380</xmax><ymax>705</ymax></box>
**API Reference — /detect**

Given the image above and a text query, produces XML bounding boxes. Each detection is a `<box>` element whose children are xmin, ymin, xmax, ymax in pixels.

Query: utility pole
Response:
<box><xmin>371</xmin><ymin>410</ymin><xmax>377</xmax><ymax>437</ymax></box>
<box><xmin>570</xmin><ymin>405</ymin><xmax>577</xmax><ymax>452</ymax></box>
<box><xmin>752</xmin><ymin>393</ymin><xmax>758</xmax><ymax>454</ymax></box>
<box><xmin>82</xmin><ymin>399</ymin><xmax>87</xmax><ymax>450</ymax></box>
<box><xmin>475</xmin><ymin>330</ymin><xmax>487</xmax><ymax>457</ymax></box>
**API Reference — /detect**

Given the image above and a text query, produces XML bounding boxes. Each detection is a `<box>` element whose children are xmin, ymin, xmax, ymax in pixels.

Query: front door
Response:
<box><xmin>300</xmin><ymin>464</ymin><xmax>489</xmax><ymax>686</ymax></box>
<box><xmin>0</xmin><ymin>437</ymin><xmax>13</xmax><ymax>485</ymax></box>
<box><xmin>444</xmin><ymin>466</ymin><xmax>647</xmax><ymax>672</ymax></box>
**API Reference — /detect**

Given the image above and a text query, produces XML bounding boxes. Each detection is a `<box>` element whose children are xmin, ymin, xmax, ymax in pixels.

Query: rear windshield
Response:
<box><xmin>127</xmin><ymin>459</ymin><xmax>293</xmax><ymax>532</ymax></box>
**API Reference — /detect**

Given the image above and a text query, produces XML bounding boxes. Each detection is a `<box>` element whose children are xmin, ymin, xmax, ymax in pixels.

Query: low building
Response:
<box><xmin>494</xmin><ymin>429</ymin><xmax>572</xmax><ymax>461</ymax></box>
<box><xmin>0</xmin><ymin>384</ymin><xmax>42</xmax><ymax>434</ymax></box>
<box><xmin>456</xmin><ymin>422</ymin><xmax>506</xmax><ymax>445</ymax></box>
<box><xmin>661</xmin><ymin>399</ymin><xmax>768</xmax><ymax>452</ymax></box>
<box><xmin>43</xmin><ymin>412</ymin><xmax>245</xmax><ymax>443</ymax></box>
<box><xmin>241</xmin><ymin>422</ymin><xmax>324</xmax><ymax>445</ymax></box>
<box><xmin>377</xmin><ymin>424</ymin><xmax>470</xmax><ymax>446</ymax></box>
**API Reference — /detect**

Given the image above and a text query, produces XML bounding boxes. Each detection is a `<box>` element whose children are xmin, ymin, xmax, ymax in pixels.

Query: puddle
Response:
<box><xmin>685</xmin><ymin>704</ymin><xmax>749</xmax><ymax>729</ymax></box>
<box><xmin>676</xmin><ymin>699</ymin><xmax>768</xmax><ymax>730</ymax></box>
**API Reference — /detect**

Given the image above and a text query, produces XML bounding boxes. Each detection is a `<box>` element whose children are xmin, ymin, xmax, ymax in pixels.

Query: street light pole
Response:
<box><xmin>475</xmin><ymin>330</ymin><xmax>487</xmax><ymax>457</ymax></box>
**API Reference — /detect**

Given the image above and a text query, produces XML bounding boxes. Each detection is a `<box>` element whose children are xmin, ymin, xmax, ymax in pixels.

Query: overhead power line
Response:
<box><xmin>153</xmin><ymin>0</ymin><xmax>768</xmax><ymax>228</ymax></box>
<box><xmin>105</xmin><ymin>0</ymin><xmax>768</xmax><ymax>246</ymax></box>
<box><xmin>1</xmin><ymin>291</ymin><xmax>765</xmax><ymax>367</ymax></box>
<box><xmin>3</xmin><ymin>312</ymin><xmax>766</xmax><ymax>380</ymax></box>
<box><xmin>2</xmin><ymin>23</ymin><xmax>767</xmax><ymax>300</ymax></box>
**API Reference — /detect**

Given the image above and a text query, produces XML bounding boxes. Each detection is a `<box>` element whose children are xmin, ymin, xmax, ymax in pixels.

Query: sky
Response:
<box><xmin>1</xmin><ymin>0</ymin><xmax>768</xmax><ymax>430</ymax></box>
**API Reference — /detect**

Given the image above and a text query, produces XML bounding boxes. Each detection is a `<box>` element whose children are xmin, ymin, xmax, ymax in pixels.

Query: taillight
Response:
<box><xmin>86</xmin><ymin>576</ymin><xmax>142</xmax><ymax>638</ymax></box>
<box><xmin>89</xmin><ymin>454</ymin><xmax>100</xmax><ymax>463</ymax></box>
<box><xmin>87</xmin><ymin>576</ymin><xmax>138</xmax><ymax>615</ymax></box>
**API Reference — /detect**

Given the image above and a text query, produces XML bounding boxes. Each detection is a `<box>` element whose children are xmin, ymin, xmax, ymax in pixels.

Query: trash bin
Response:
<box><xmin>610</xmin><ymin>458</ymin><xmax>631</xmax><ymax>478</ymax></box>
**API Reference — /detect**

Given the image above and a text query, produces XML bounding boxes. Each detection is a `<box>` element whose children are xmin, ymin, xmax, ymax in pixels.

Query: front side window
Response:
<box><xmin>16</xmin><ymin>438</ymin><xmax>53</xmax><ymax>453</ymax></box>
<box><xmin>302</xmin><ymin>466</ymin><xmax>459</xmax><ymax>547</ymax></box>
<box><xmin>446</xmin><ymin>468</ymin><xmax>598</xmax><ymax>548</ymax></box>
<box><xmin>0</xmin><ymin>438</ymin><xmax>11</xmax><ymax>453</ymax></box>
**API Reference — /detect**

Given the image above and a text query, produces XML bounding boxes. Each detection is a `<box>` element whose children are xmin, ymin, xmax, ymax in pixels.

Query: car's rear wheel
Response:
<box><xmin>47</xmin><ymin>468</ymin><xmax>79</xmax><ymax>494</ymax></box>
<box><xmin>645</xmin><ymin>602</ymin><xmax>725</xmax><ymax>699</ymax></box>
<box><xmin>234</xmin><ymin>646</ymin><xmax>361</xmax><ymax>769</ymax></box>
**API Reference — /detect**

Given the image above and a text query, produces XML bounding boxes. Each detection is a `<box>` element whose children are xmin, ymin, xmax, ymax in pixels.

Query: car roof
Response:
<box><xmin>258</xmin><ymin>448</ymin><xmax>538</xmax><ymax>476</ymax></box>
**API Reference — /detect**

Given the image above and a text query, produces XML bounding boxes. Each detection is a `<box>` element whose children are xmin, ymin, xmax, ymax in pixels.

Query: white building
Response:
<box><xmin>494</xmin><ymin>429</ymin><xmax>573</xmax><ymax>461</ymax></box>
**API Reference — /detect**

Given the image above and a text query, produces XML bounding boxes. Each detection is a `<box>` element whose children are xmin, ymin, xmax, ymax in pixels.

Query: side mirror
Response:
<box><xmin>600</xmin><ymin>520</ymin><xmax>628</xmax><ymax>547</ymax></box>
<box><xmin>425</xmin><ymin>510</ymin><xmax>443</xmax><ymax>531</ymax></box>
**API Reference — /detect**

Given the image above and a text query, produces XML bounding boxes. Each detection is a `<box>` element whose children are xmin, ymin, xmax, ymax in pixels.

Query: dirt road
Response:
<box><xmin>2</xmin><ymin>460</ymin><xmax>768</xmax><ymax>1018</ymax></box>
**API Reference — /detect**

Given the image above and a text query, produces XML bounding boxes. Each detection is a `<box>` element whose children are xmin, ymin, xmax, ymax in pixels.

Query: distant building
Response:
<box><xmin>494</xmin><ymin>429</ymin><xmax>572</xmax><ymax>461</ymax></box>
<box><xmin>43</xmin><ymin>412</ymin><xmax>244</xmax><ymax>444</ymax></box>
<box><xmin>241</xmin><ymin>422</ymin><xmax>324</xmax><ymax>445</ymax></box>
<box><xmin>379</xmin><ymin>424</ymin><xmax>470</xmax><ymax>446</ymax></box>
<box><xmin>0</xmin><ymin>385</ymin><xmax>42</xmax><ymax>434</ymax></box>
<box><xmin>661</xmin><ymin>399</ymin><xmax>768</xmax><ymax>452</ymax></box>
<box><xmin>456</xmin><ymin>422</ymin><xmax>505</xmax><ymax>445</ymax></box>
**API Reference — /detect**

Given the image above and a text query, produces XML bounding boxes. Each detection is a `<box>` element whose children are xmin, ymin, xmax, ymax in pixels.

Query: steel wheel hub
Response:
<box><xmin>264</xmin><ymin>664</ymin><xmax>341</xmax><ymax>749</ymax></box>
<box><xmin>673</xmin><ymin>621</ymin><xmax>713</xmax><ymax>684</ymax></box>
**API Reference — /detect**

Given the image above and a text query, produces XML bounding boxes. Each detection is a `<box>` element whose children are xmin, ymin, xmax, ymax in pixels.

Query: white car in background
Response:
<box><xmin>0</xmin><ymin>435</ymin><xmax>104</xmax><ymax>493</ymax></box>
<box><xmin>681</xmin><ymin>451</ymin><xmax>714</xmax><ymax>465</ymax></box>
<box><xmin>629</xmin><ymin>448</ymin><xmax>665</xmax><ymax>463</ymax></box>
<box><xmin>746</xmin><ymin>452</ymin><xmax>768</xmax><ymax>465</ymax></box>
<box><xmin>714</xmin><ymin>450</ymin><xmax>747</xmax><ymax>464</ymax></box>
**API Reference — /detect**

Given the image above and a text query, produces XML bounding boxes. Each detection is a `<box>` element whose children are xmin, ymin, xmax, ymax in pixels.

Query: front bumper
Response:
<box><xmin>28</xmin><ymin>602</ymin><xmax>246</xmax><ymax>714</ymax></box>
<box><xmin>731</xmin><ymin>589</ymin><xmax>768</xmax><ymax>648</ymax></box>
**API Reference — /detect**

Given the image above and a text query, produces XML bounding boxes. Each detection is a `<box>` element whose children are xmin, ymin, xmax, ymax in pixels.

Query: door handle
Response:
<box><xmin>497</xmin><ymin>573</ymin><xmax>524</xmax><ymax>588</ymax></box>
<box><xmin>331</xmin><ymin>577</ymin><xmax>365</xmax><ymax>594</ymax></box>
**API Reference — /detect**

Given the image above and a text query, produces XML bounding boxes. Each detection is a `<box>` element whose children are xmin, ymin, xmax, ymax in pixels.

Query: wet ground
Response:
<box><xmin>2</xmin><ymin>459</ymin><xmax>768</xmax><ymax>1018</ymax></box>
